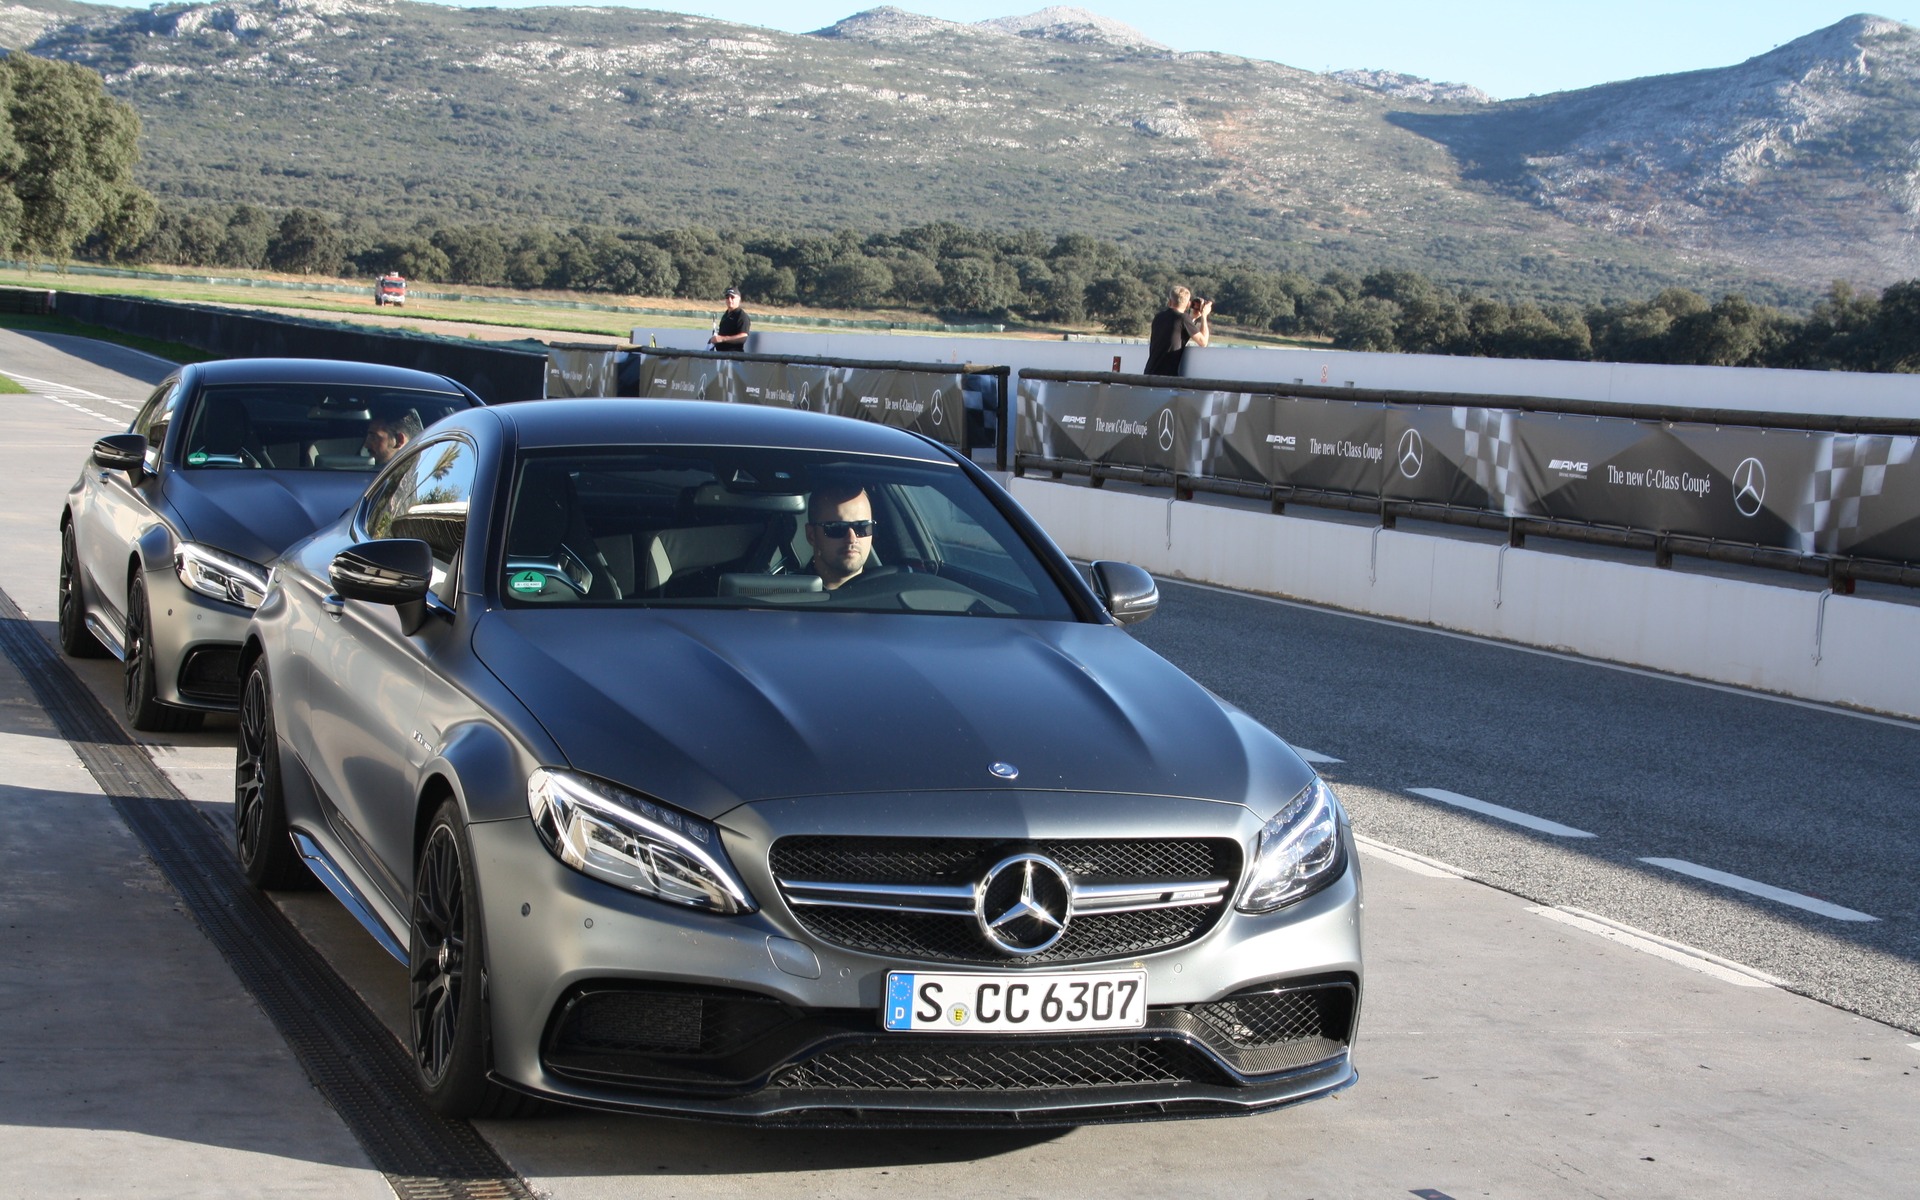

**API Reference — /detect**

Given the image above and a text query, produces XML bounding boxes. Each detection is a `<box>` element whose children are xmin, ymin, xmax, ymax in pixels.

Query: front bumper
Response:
<box><xmin>143</xmin><ymin>566</ymin><xmax>250</xmax><ymax>711</ymax></box>
<box><xmin>468</xmin><ymin>811</ymin><xmax>1363</xmax><ymax>1126</ymax></box>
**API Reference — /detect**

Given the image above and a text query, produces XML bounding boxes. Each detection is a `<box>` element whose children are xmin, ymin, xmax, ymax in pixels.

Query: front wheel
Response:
<box><xmin>124</xmin><ymin>573</ymin><xmax>202</xmax><ymax>733</ymax></box>
<box><xmin>58</xmin><ymin>523</ymin><xmax>107</xmax><ymax>658</ymax></box>
<box><xmin>410</xmin><ymin>799</ymin><xmax>535</xmax><ymax>1117</ymax></box>
<box><xmin>234</xmin><ymin>659</ymin><xmax>312</xmax><ymax>890</ymax></box>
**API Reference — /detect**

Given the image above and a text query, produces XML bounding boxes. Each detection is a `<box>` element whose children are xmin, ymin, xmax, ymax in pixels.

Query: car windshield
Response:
<box><xmin>179</xmin><ymin>383</ymin><xmax>474</xmax><ymax>472</ymax></box>
<box><xmin>501</xmin><ymin>448</ymin><xmax>1078</xmax><ymax>619</ymax></box>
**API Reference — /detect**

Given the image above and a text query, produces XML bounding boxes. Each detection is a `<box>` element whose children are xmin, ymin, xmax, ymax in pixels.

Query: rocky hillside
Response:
<box><xmin>5</xmin><ymin>1</ymin><xmax>1918</xmax><ymax>299</ymax></box>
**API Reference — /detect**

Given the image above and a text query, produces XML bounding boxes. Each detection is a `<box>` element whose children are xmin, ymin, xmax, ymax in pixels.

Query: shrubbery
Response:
<box><xmin>112</xmin><ymin>201</ymin><xmax>1920</xmax><ymax>373</ymax></box>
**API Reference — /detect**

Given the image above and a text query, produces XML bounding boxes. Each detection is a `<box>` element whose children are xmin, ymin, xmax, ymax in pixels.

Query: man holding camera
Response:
<box><xmin>1143</xmin><ymin>285</ymin><xmax>1211</xmax><ymax>377</ymax></box>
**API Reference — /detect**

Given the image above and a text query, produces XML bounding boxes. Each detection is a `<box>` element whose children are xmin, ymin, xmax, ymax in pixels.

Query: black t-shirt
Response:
<box><xmin>1143</xmin><ymin>307</ymin><xmax>1198</xmax><ymax>376</ymax></box>
<box><xmin>715</xmin><ymin>307</ymin><xmax>750</xmax><ymax>352</ymax></box>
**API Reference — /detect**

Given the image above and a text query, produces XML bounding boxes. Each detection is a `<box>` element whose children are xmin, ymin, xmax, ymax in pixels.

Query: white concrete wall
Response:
<box><xmin>1010</xmin><ymin>477</ymin><xmax>1920</xmax><ymax>721</ymax></box>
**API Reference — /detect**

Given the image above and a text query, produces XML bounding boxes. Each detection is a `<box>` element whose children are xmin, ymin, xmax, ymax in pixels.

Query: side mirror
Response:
<box><xmin>330</xmin><ymin>539</ymin><xmax>433</xmax><ymax>605</ymax></box>
<box><xmin>92</xmin><ymin>433</ymin><xmax>148</xmax><ymax>477</ymax></box>
<box><xmin>1091</xmin><ymin>560</ymin><xmax>1158</xmax><ymax>626</ymax></box>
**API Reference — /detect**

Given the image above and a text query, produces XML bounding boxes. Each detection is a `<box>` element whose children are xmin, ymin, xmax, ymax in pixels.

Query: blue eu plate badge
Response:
<box><xmin>885</xmin><ymin>973</ymin><xmax>915</xmax><ymax>1031</ymax></box>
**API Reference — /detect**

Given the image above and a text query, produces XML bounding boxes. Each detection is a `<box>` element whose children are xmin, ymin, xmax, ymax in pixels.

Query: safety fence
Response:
<box><xmin>1016</xmin><ymin>371</ymin><xmax>1920</xmax><ymax>589</ymax></box>
<box><xmin>50</xmin><ymin>292</ymin><xmax>550</xmax><ymax>406</ymax></box>
<box><xmin>632</xmin><ymin>348</ymin><xmax>1010</xmax><ymax>465</ymax></box>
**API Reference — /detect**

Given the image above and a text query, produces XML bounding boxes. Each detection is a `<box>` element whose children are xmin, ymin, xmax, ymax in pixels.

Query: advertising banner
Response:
<box><xmin>1208</xmin><ymin>393</ymin><xmax>1388</xmax><ymax>495</ymax></box>
<box><xmin>1017</xmin><ymin>376</ymin><xmax>1920</xmax><ymax>568</ymax></box>
<box><xmin>545</xmin><ymin>346</ymin><xmax>622</xmax><ymax>399</ymax></box>
<box><xmin>635</xmin><ymin>354</ymin><xmax>966</xmax><ymax>448</ymax></box>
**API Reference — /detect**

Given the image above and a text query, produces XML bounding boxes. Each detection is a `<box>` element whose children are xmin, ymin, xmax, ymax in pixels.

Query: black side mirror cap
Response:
<box><xmin>330</xmin><ymin>539</ymin><xmax>433</xmax><ymax>606</ymax></box>
<box><xmin>92</xmin><ymin>433</ymin><xmax>148</xmax><ymax>476</ymax></box>
<box><xmin>1090</xmin><ymin>560</ymin><xmax>1158</xmax><ymax>626</ymax></box>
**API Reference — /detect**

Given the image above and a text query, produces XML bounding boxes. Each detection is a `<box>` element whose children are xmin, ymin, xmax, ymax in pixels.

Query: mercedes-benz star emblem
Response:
<box><xmin>931</xmin><ymin>389</ymin><xmax>945</xmax><ymax>429</ymax></box>
<box><xmin>1157</xmin><ymin>408</ymin><xmax>1176</xmax><ymax>454</ymax></box>
<box><xmin>1397</xmin><ymin>429</ymin><xmax>1425</xmax><ymax>479</ymax></box>
<box><xmin>1732</xmin><ymin>457</ymin><xmax>1766</xmax><ymax>518</ymax></box>
<box><xmin>975</xmin><ymin>854</ymin><xmax>1073</xmax><ymax>956</ymax></box>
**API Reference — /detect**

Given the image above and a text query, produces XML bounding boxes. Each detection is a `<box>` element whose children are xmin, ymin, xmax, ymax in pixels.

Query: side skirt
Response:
<box><xmin>292</xmin><ymin>829</ymin><xmax>410</xmax><ymax>964</ymax></box>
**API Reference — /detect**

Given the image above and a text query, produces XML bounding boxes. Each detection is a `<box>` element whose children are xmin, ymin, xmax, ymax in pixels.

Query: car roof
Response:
<box><xmin>475</xmin><ymin>398</ymin><xmax>956</xmax><ymax>461</ymax></box>
<box><xmin>184</xmin><ymin>358</ymin><xmax>467</xmax><ymax>392</ymax></box>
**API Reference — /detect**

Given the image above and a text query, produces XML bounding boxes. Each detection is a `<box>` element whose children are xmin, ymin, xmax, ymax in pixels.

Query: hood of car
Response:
<box><xmin>471</xmin><ymin>609</ymin><xmax>1315</xmax><ymax>820</ymax></box>
<box><xmin>166</xmin><ymin>470</ymin><xmax>372</xmax><ymax>564</ymax></box>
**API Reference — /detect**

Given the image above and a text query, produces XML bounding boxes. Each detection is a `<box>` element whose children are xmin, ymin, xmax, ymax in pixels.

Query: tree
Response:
<box><xmin>268</xmin><ymin>208</ymin><xmax>346</xmax><ymax>276</ymax></box>
<box><xmin>432</xmin><ymin>225</ymin><xmax>508</xmax><ymax>285</ymax></box>
<box><xmin>220</xmin><ymin>205</ymin><xmax>275</xmax><ymax>270</ymax></box>
<box><xmin>816</xmin><ymin>257</ymin><xmax>893</xmax><ymax>309</ymax></box>
<box><xmin>1084</xmin><ymin>273</ymin><xmax>1154</xmax><ymax>335</ymax></box>
<box><xmin>1332</xmin><ymin>297</ymin><xmax>1401</xmax><ymax>351</ymax></box>
<box><xmin>0</xmin><ymin>54</ymin><xmax>153</xmax><ymax>261</ymax></box>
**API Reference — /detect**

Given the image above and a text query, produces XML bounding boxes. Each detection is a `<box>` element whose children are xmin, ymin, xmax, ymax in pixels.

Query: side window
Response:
<box><xmin>133</xmin><ymin>381</ymin><xmax>181</xmax><ymax>472</ymax></box>
<box><xmin>363</xmin><ymin>438</ymin><xmax>477</xmax><ymax>585</ymax></box>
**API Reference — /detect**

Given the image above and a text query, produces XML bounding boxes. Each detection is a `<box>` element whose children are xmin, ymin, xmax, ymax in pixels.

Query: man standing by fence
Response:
<box><xmin>709</xmin><ymin>287</ymin><xmax>751</xmax><ymax>353</ymax></box>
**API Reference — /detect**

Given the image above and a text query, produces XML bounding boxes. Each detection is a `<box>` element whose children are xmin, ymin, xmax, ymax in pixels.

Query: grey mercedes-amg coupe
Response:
<box><xmin>237</xmin><ymin>397</ymin><xmax>1362</xmax><ymax>1125</ymax></box>
<box><xmin>59</xmin><ymin>358</ymin><xmax>481</xmax><ymax>730</ymax></box>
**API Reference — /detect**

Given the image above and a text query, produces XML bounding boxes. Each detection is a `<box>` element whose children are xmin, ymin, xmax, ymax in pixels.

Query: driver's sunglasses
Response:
<box><xmin>810</xmin><ymin>519</ymin><xmax>876</xmax><ymax>539</ymax></box>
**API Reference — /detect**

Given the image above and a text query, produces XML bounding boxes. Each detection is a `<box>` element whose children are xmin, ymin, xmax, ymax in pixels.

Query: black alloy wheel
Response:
<box><xmin>58</xmin><ymin>523</ymin><xmax>107</xmax><ymax>658</ymax></box>
<box><xmin>233</xmin><ymin>660</ymin><xmax>311</xmax><ymax>889</ymax></box>
<box><xmin>124</xmin><ymin>573</ymin><xmax>202</xmax><ymax>733</ymax></box>
<box><xmin>409</xmin><ymin>799</ymin><xmax>533</xmax><ymax>1117</ymax></box>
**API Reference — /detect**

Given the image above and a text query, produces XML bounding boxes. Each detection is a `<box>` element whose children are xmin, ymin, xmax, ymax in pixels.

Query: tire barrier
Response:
<box><xmin>51</xmin><ymin>292</ymin><xmax>550</xmax><ymax>405</ymax></box>
<box><xmin>1017</xmin><ymin>372</ymin><xmax>1920</xmax><ymax>588</ymax></box>
<box><xmin>634</xmin><ymin>348</ymin><xmax>1010</xmax><ymax>465</ymax></box>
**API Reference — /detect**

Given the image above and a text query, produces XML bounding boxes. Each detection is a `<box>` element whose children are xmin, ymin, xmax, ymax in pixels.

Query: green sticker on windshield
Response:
<box><xmin>509</xmin><ymin>570</ymin><xmax>546</xmax><ymax>594</ymax></box>
<box><xmin>187</xmin><ymin>451</ymin><xmax>208</xmax><ymax>465</ymax></box>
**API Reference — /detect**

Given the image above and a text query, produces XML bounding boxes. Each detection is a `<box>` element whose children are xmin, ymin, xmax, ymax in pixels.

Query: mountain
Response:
<box><xmin>6</xmin><ymin>2</ymin><xmax>1918</xmax><ymax>301</ymax></box>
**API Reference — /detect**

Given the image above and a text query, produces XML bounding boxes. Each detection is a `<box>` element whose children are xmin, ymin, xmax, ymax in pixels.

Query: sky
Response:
<box><xmin>434</xmin><ymin>1</ymin><xmax>1917</xmax><ymax>99</ymax></box>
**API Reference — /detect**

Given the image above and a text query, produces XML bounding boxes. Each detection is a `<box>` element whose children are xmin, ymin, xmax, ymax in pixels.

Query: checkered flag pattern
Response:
<box><xmin>1194</xmin><ymin>391</ymin><xmax>1254</xmax><ymax>477</ymax></box>
<box><xmin>1798</xmin><ymin>434</ymin><xmax>1919</xmax><ymax>554</ymax></box>
<box><xmin>1451</xmin><ymin>407</ymin><xmax>1524</xmax><ymax>515</ymax></box>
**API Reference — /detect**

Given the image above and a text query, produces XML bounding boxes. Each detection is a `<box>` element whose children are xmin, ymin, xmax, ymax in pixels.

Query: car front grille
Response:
<box><xmin>769</xmin><ymin>836</ymin><xmax>1239</xmax><ymax>965</ymax></box>
<box><xmin>541</xmin><ymin>978</ymin><xmax>1356</xmax><ymax>1097</ymax></box>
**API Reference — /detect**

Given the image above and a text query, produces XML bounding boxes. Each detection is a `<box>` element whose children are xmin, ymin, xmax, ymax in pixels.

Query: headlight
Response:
<box><xmin>174</xmin><ymin>543</ymin><xmax>270</xmax><ymax>609</ymax></box>
<box><xmin>1237</xmin><ymin>777</ymin><xmax>1346</xmax><ymax>914</ymax></box>
<box><xmin>527</xmin><ymin>768</ymin><xmax>755</xmax><ymax>914</ymax></box>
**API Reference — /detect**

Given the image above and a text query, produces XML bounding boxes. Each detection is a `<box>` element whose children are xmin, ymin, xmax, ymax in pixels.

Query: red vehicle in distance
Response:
<box><xmin>374</xmin><ymin>273</ymin><xmax>407</xmax><ymax>306</ymax></box>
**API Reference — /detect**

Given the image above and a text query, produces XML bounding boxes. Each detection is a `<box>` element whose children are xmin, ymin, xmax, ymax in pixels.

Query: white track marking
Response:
<box><xmin>37</xmin><ymin>393</ymin><xmax>124</xmax><ymax>427</ymax></box>
<box><xmin>6</xmin><ymin>373</ymin><xmax>139</xmax><ymax>406</ymax></box>
<box><xmin>1354</xmin><ymin>835</ymin><xmax>1473</xmax><ymax>879</ymax></box>
<box><xmin>1530</xmin><ymin>906</ymin><xmax>1783</xmax><ymax>987</ymax></box>
<box><xmin>1407</xmin><ymin>787</ymin><xmax>1597</xmax><ymax>838</ymax></box>
<box><xmin>1638</xmin><ymin>858</ymin><xmax>1879</xmax><ymax>922</ymax></box>
<box><xmin>1290</xmin><ymin>745</ymin><xmax>1342</xmax><ymax>765</ymax></box>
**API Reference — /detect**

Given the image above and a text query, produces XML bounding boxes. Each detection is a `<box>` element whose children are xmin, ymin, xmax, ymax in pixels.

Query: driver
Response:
<box><xmin>803</xmin><ymin>485</ymin><xmax>875</xmax><ymax>590</ymax></box>
<box><xmin>365</xmin><ymin>411</ymin><xmax>423</xmax><ymax>466</ymax></box>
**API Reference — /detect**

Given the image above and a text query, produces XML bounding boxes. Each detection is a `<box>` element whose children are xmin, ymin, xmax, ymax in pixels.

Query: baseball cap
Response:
<box><xmin>724</xmin><ymin>287</ymin><xmax>740</xmax><ymax>298</ymax></box>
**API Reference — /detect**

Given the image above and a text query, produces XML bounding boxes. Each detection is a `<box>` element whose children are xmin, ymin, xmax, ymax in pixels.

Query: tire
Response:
<box><xmin>234</xmin><ymin>659</ymin><xmax>313</xmax><ymax>890</ymax></box>
<box><xmin>58</xmin><ymin>523</ymin><xmax>107</xmax><ymax>658</ymax></box>
<box><xmin>410</xmin><ymin>798</ymin><xmax>536</xmax><ymax>1117</ymax></box>
<box><xmin>123</xmin><ymin>572</ymin><xmax>203</xmax><ymax>733</ymax></box>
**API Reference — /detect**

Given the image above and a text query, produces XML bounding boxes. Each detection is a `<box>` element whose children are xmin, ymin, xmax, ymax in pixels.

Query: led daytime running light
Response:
<box><xmin>527</xmin><ymin>768</ymin><xmax>754</xmax><ymax>914</ymax></box>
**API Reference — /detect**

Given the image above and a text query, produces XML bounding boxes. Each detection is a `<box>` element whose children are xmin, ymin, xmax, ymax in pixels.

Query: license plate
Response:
<box><xmin>883</xmin><ymin>969</ymin><xmax>1148</xmax><ymax>1033</ymax></box>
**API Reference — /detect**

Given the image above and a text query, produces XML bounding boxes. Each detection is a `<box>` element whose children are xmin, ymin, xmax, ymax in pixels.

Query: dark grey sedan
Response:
<box><xmin>238</xmin><ymin>398</ymin><xmax>1362</xmax><ymax>1124</ymax></box>
<box><xmin>59</xmin><ymin>358</ymin><xmax>481</xmax><ymax>730</ymax></box>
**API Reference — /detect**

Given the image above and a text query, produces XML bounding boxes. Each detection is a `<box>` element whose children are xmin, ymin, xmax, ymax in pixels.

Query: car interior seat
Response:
<box><xmin>507</xmin><ymin>463</ymin><xmax>623</xmax><ymax>600</ymax></box>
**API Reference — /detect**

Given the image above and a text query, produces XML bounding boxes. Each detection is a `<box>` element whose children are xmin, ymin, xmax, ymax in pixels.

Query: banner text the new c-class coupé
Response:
<box><xmin>237</xmin><ymin>398</ymin><xmax>1362</xmax><ymax>1125</ymax></box>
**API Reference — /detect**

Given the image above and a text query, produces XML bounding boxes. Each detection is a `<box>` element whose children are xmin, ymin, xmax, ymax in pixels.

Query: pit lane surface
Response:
<box><xmin>2</xmin><ymin>328</ymin><xmax>1915</xmax><ymax>1198</ymax></box>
